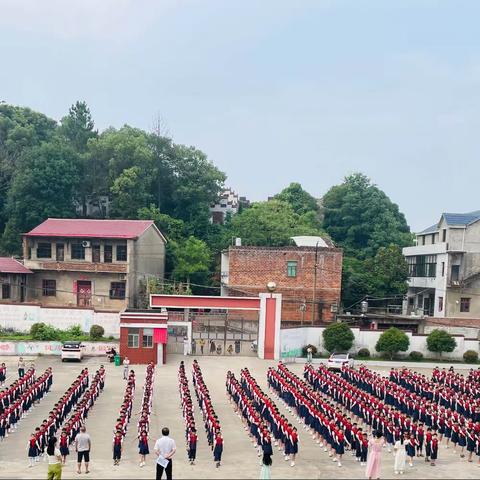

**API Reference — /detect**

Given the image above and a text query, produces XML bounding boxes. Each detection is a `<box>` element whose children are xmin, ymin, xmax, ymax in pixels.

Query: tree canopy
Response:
<box><xmin>322</xmin><ymin>322</ymin><xmax>355</xmax><ymax>353</ymax></box>
<box><xmin>426</xmin><ymin>329</ymin><xmax>457</xmax><ymax>357</ymax></box>
<box><xmin>274</xmin><ymin>182</ymin><xmax>320</xmax><ymax>216</ymax></box>
<box><xmin>375</xmin><ymin>327</ymin><xmax>410</xmax><ymax>359</ymax></box>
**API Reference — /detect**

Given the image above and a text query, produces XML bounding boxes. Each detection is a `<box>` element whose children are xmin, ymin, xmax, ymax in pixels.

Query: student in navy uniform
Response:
<box><xmin>138</xmin><ymin>429</ymin><xmax>149</xmax><ymax>467</ymax></box>
<box><xmin>59</xmin><ymin>431</ymin><xmax>69</xmax><ymax>465</ymax></box>
<box><xmin>27</xmin><ymin>433</ymin><xmax>40</xmax><ymax>467</ymax></box>
<box><xmin>430</xmin><ymin>433</ymin><xmax>439</xmax><ymax>466</ymax></box>
<box><xmin>113</xmin><ymin>430</ymin><xmax>123</xmax><ymax>466</ymax></box>
<box><xmin>213</xmin><ymin>429</ymin><xmax>223</xmax><ymax>468</ymax></box>
<box><xmin>188</xmin><ymin>427</ymin><xmax>197</xmax><ymax>465</ymax></box>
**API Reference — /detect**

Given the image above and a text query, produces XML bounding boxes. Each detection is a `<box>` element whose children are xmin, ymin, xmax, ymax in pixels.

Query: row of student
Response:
<box><xmin>431</xmin><ymin>366</ymin><xmax>480</xmax><ymax>393</ymax></box>
<box><xmin>112</xmin><ymin>369</ymin><xmax>135</xmax><ymax>466</ymax></box>
<box><xmin>135</xmin><ymin>362</ymin><xmax>155</xmax><ymax>468</ymax></box>
<box><xmin>305</xmin><ymin>363</ymin><xmax>480</xmax><ymax>466</ymax></box>
<box><xmin>28</xmin><ymin>367</ymin><xmax>104</xmax><ymax>467</ymax></box>
<box><xmin>347</xmin><ymin>364</ymin><xmax>480</xmax><ymax>423</ymax></box>
<box><xmin>0</xmin><ymin>367</ymin><xmax>37</xmax><ymax>413</ymax></box>
<box><xmin>178</xmin><ymin>361</ymin><xmax>197</xmax><ymax>465</ymax></box>
<box><xmin>192</xmin><ymin>360</ymin><xmax>223</xmax><ymax>468</ymax></box>
<box><xmin>339</xmin><ymin>363</ymin><xmax>480</xmax><ymax>436</ymax></box>
<box><xmin>268</xmin><ymin>364</ymin><xmax>355</xmax><ymax>467</ymax></box>
<box><xmin>387</xmin><ymin>366</ymin><xmax>480</xmax><ymax>420</ymax></box>
<box><xmin>239</xmin><ymin>368</ymin><xmax>299</xmax><ymax>466</ymax></box>
<box><xmin>0</xmin><ymin>368</ymin><xmax>52</xmax><ymax>441</ymax></box>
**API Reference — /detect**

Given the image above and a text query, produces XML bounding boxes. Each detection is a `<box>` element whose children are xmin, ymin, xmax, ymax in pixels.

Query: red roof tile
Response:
<box><xmin>0</xmin><ymin>257</ymin><xmax>33</xmax><ymax>274</ymax></box>
<box><xmin>25</xmin><ymin>218</ymin><xmax>161</xmax><ymax>240</ymax></box>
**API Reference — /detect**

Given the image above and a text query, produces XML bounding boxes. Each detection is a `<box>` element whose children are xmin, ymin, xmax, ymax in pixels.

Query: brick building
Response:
<box><xmin>220</xmin><ymin>236</ymin><xmax>342</xmax><ymax>323</ymax></box>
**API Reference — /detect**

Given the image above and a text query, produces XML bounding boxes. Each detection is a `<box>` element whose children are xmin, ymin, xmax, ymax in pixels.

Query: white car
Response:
<box><xmin>327</xmin><ymin>352</ymin><xmax>354</xmax><ymax>370</ymax></box>
<box><xmin>61</xmin><ymin>342</ymin><xmax>84</xmax><ymax>362</ymax></box>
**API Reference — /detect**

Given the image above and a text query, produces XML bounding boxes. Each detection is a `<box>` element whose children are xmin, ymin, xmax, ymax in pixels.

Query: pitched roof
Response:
<box><xmin>0</xmin><ymin>257</ymin><xmax>33</xmax><ymax>274</ymax></box>
<box><xmin>418</xmin><ymin>210</ymin><xmax>480</xmax><ymax>234</ymax></box>
<box><xmin>442</xmin><ymin>211</ymin><xmax>480</xmax><ymax>226</ymax></box>
<box><xmin>25</xmin><ymin>218</ymin><xmax>163</xmax><ymax>240</ymax></box>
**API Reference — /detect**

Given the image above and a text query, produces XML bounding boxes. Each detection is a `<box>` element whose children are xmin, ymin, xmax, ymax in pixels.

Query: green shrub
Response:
<box><xmin>65</xmin><ymin>325</ymin><xmax>83</xmax><ymax>338</ymax></box>
<box><xmin>409</xmin><ymin>351</ymin><xmax>423</xmax><ymax>361</ymax></box>
<box><xmin>90</xmin><ymin>324</ymin><xmax>105</xmax><ymax>340</ymax></box>
<box><xmin>375</xmin><ymin>327</ymin><xmax>410</xmax><ymax>360</ymax></box>
<box><xmin>322</xmin><ymin>322</ymin><xmax>354</xmax><ymax>353</ymax></box>
<box><xmin>426</xmin><ymin>329</ymin><xmax>457</xmax><ymax>357</ymax></box>
<box><xmin>463</xmin><ymin>350</ymin><xmax>479</xmax><ymax>363</ymax></box>
<box><xmin>357</xmin><ymin>348</ymin><xmax>370</xmax><ymax>358</ymax></box>
<box><xmin>302</xmin><ymin>344</ymin><xmax>318</xmax><ymax>357</ymax></box>
<box><xmin>30</xmin><ymin>323</ymin><xmax>61</xmax><ymax>341</ymax></box>
<box><xmin>30</xmin><ymin>322</ymin><xmax>47</xmax><ymax>339</ymax></box>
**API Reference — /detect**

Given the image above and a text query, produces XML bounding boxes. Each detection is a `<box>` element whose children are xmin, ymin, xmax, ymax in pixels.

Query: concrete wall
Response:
<box><xmin>0</xmin><ymin>340</ymin><xmax>118</xmax><ymax>356</ymax></box>
<box><xmin>0</xmin><ymin>273</ymin><xmax>28</xmax><ymax>302</ymax></box>
<box><xmin>28</xmin><ymin>270</ymin><xmax>128</xmax><ymax>311</ymax></box>
<box><xmin>280</xmin><ymin>326</ymin><xmax>479</xmax><ymax>361</ymax></box>
<box><xmin>0</xmin><ymin>303</ymin><xmax>119</xmax><ymax>337</ymax></box>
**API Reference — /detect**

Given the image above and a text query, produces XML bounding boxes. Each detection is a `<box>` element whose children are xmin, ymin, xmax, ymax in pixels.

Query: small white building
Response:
<box><xmin>403</xmin><ymin>210</ymin><xmax>480</xmax><ymax>318</ymax></box>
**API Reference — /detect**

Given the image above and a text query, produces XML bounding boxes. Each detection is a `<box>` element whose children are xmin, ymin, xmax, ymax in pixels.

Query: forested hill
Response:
<box><xmin>0</xmin><ymin>101</ymin><xmax>412</xmax><ymax>304</ymax></box>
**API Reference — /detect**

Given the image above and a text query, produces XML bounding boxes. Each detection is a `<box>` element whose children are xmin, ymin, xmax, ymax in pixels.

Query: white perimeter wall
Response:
<box><xmin>0</xmin><ymin>304</ymin><xmax>120</xmax><ymax>337</ymax></box>
<box><xmin>281</xmin><ymin>327</ymin><xmax>479</xmax><ymax>361</ymax></box>
<box><xmin>0</xmin><ymin>341</ymin><xmax>118</xmax><ymax>356</ymax></box>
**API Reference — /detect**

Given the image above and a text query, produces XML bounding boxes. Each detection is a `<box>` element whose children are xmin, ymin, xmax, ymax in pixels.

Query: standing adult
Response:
<box><xmin>75</xmin><ymin>426</ymin><xmax>91</xmax><ymax>474</ymax></box>
<box><xmin>198</xmin><ymin>338</ymin><xmax>205</xmax><ymax>355</ymax></box>
<box><xmin>393</xmin><ymin>432</ymin><xmax>407</xmax><ymax>475</ymax></box>
<box><xmin>18</xmin><ymin>357</ymin><xmax>25</xmax><ymax>378</ymax></box>
<box><xmin>183</xmin><ymin>336</ymin><xmax>190</xmax><ymax>357</ymax></box>
<box><xmin>46</xmin><ymin>436</ymin><xmax>62</xmax><ymax>480</ymax></box>
<box><xmin>366</xmin><ymin>431</ymin><xmax>383</xmax><ymax>480</ymax></box>
<box><xmin>154</xmin><ymin>427</ymin><xmax>176</xmax><ymax>480</ymax></box>
<box><xmin>260</xmin><ymin>453</ymin><xmax>272</xmax><ymax>479</ymax></box>
<box><xmin>123</xmin><ymin>356</ymin><xmax>130</xmax><ymax>380</ymax></box>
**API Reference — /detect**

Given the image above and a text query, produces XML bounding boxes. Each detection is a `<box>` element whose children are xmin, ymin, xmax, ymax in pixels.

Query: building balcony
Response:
<box><xmin>23</xmin><ymin>259</ymin><xmax>128</xmax><ymax>274</ymax></box>
<box><xmin>403</xmin><ymin>243</ymin><xmax>447</xmax><ymax>256</ymax></box>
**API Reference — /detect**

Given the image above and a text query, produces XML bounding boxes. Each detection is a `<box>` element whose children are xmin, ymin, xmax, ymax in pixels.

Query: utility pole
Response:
<box><xmin>311</xmin><ymin>241</ymin><xmax>320</xmax><ymax>324</ymax></box>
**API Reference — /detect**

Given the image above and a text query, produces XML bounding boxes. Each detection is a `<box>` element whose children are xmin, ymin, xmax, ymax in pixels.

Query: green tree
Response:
<box><xmin>171</xmin><ymin>236</ymin><xmax>211</xmax><ymax>285</ymax></box>
<box><xmin>58</xmin><ymin>101</ymin><xmax>97</xmax><ymax>153</ymax></box>
<box><xmin>110</xmin><ymin>166</ymin><xmax>154</xmax><ymax>219</ymax></box>
<box><xmin>322</xmin><ymin>173</ymin><xmax>413</xmax><ymax>258</ymax></box>
<box><xmin>137</xmin><ymin>205</ymin><xmax>186</xmax><ymax>241</ymax></box>
<box><xmin>426</xmin><ymin>329</ymin><xmax>457</xmax><ymax>358</ymax></box>
<box><xmin>375</xmin><ymin>327</ymin><xmax>410</xmax><ymax>359</ymax></box>
<box><xmin>274</xmin><ymin>182</ymin><xmax>319</xmax><ymax>216</ymax></box>
<box><xmin>229</xmin><ymin>199</ymin><xmax>323</xmax><ymax>246</ymax></box>
<box><xmin>322</xmin><ymin>322</ymin><xmax>355</xmax><ymax>353</ymax></box>
<box><xmin>1</xmin><ymin>138</ymin><xmax>80</xmax><ymax>253</ymax></box>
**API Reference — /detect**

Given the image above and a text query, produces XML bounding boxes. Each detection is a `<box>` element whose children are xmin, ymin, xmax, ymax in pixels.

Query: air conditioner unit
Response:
<box><xmin>451</xmin><ymin>280</ymin><xmax>460</xmax><ymax>286</ymax></box>
<box><xmin>119</xmin><ymin>274</ymin><xmax>127</xmax><ymax>281</ymax></box>
<box><xmin>81</xmin><ymin>241</ymin><xmax>91</xmax><ymax>248</ymax></box>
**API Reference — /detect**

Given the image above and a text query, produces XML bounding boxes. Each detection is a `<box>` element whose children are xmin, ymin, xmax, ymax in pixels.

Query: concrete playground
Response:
<box><xmin>0</xmin><ymin>354</ymin><xmax>478</xmax><ymax>479</ymax></box>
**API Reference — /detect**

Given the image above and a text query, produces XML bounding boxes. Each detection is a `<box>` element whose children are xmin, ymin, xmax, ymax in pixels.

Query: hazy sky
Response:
<box><xmin>1</xmin><ymin>0</ymin><xmax>479</xmax><ymax>232</ymax></box>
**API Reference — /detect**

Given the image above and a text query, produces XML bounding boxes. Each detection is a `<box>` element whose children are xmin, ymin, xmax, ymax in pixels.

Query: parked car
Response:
<box><xmin>327</xmin><ymin>352</ymin><xmax>354</xmax><ymax>370</ymax></box>
<box><xmin>61</xmin><ymin>341</ymin><xmax>84</xmax><ymax>362</ymax></box>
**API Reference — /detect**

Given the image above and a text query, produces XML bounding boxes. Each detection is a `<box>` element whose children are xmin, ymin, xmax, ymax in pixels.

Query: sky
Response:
<box><xmin>1</xmin><ymin>0</ymin><xmax>479</xmax><ymax>232</ymax></box>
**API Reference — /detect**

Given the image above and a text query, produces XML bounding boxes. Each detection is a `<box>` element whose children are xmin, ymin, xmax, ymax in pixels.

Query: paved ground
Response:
<box><xmin>0</xmin><ymin>354</ymin><xmax>478</xmax><ymax>479</ymax></box>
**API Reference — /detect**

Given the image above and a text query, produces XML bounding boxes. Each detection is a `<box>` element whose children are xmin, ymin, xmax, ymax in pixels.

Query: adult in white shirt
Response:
<box><xmin>46</xmin><ymin>437</ymin><xmax>62</xmax><ymax>480</ymax></box>
<box><xmin>154</xmin><ymin>427</ymin><xmax>176</xmax><ymax>480</ymax></box>
<box><xmin>123</xmin><ymin>356</ymin><xmax>130</xmax><ymax>380</ymax></box>
<box><xmin>183</xmin><ymin>336</ymin><xmax>190</xmax><ymax>356</ymax></box>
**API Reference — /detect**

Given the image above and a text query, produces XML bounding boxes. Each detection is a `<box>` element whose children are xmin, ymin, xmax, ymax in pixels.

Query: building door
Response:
<box><xmin>77</xmin><ymin>281</ymin><xmax>92</xmax><ymax>307</ymax></box>
<box><xmin>423</xmin><ymin>295</ymin><xmax>434</xmax><ymax>316</ymax></box>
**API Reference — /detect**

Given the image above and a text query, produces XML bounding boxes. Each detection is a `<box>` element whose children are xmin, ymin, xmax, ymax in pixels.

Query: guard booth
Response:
<box><xmin>119</xmin><ymin>310</ymin><xmax>168</xmax><ymax>365</ymax></box>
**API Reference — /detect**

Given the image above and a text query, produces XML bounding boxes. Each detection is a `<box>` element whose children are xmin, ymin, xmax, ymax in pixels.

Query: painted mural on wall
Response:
<box><xmin>0</xmin><ymin>341</ymin><xmax>118</xmax><ymax>356</ymax></box>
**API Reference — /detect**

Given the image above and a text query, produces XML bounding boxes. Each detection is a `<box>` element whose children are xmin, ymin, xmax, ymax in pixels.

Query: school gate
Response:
<box><xmin>119</xmin><ymin>292</ymin><xmax>282</xmax><ymax>364</ymax></box>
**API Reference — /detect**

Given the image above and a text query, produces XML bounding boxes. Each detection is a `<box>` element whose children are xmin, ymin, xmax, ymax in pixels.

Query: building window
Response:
<box><xmin>438</xmin><ymin>296</ymin><xmax>443</xmax><ymax>312</ymax></box>
<box><xmin>408</xmin><ymin>297</ymin><xmax>414</xmax><ymax>306</ymax></box>
<box><xmin>451</xmin><ymin>265</ymin><xmax>460</xmax><ymax>282</ymax></box>
<box><xmin>56</xmin><ymin>243</ymin><xmax>64</xmax><ymax>261</ymax></box>
<box><xmin>104</xmin><ymin>245</ymin><xmax>112</xmax><ymax>263</ymax></box>
<box><xmin>71</xmin><ymin>243</ymin><xmax>85</xmax><ymax>260</ymax></box>
<box><xmin>42</xmin><ymin>279</ymin><xmax>56</xmax><ymax>296</ymax></box>
<box><xmin>422</xmin><ymin>236</ymin><xmax>426</xmax><ymax>245</ymax></box>
<box><xmin>442</xmin><ymin>229</ymin><xmax>447</xmax><ymax>242</ymax></box>
<box><xmin>37</xmin><ymin>242</ymin><xmax>52</xmax><ymax>258</ymax></box>
<box><xmin>287</xmin><ymin>261</ymin><xmax>297</xmax><ymax>277</ymax></box>
<box><xmin>127</xmin><ymin>328</ymin><xmax>139</xmax><ymax>348</ymax></box>
<box><xmin>441</xmin><ymin>262</ymin><xmax>445</xmax><ymax>277</ymax></box>
<box><xmin>460</xmin><ymin>297</ymin><xmax>470</xmax><ymax>313</ymax></box>
<box><xmin>116</xmin><ymin>244</ymin><xmax>127</xmax><ymax>262</ymax></box>
<box><xmin>92</xmin><ymin>245</ymin><xmax>101</xmax><ymax>263</ymax></box>
<box><xmin>431</xmin><ymin>234</ymin><xmax>436</xmax><ymax>244</ymax></box>
<box><xmin>2</xmin><ymin>284</ymin><xmax>10</xmax><ymax>299</ymax></box>
<box><xmin>110</xmin><ymin>281</ymin><xmax>126</xmax><ymax>300</ymax></box>
<box><xmin>142</xmin><ymin>328</ymin><xmax>153</xmax><ymax>348</ymax></box>
<box><xmin>406</xmin><ymin>255</ymin><xmax>437</xmax><ymax>277</ymax></box>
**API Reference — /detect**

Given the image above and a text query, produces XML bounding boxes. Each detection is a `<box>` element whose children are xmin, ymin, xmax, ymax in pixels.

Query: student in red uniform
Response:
<box><xmin>213</xmin><ymin>429</ymin><xmax>223</xmax><ymax>468</ymax></box>
<box><xmin>59</xmin><ymin>430</ymin><xmax>69</xmax><ymax>464</ymax></box>
<box><xmin>424</xmin><ymin>428</ymin><xmax>433</xmax><ymax>463</ymax></box>
<box><xmin>113</xmin><ymin>430</ymin><xmax>123</xmax><ymax>466</ymax></box>
<box><xmin>27</xmin><ymin>433</ymin><xmax>40</xmax><ymax>467</ymax></box>
<box><xmin>188</xmin><ymin>427</ymin><xmax>197</xmax><ymax>465</ymax></box>
<box><xmin>138</xmin><ymin>429</ymin><xmax>149</xmax><ymax>467</ymax></box>
<box><xmin>430</xmin><ymin>433</ymin><xmax>439</xmax><ymax>466</ymax></box>
<box><xmin>360</xmin><ymin>433</ymin><xmax>369</xmax><ymax>467</ymax></box>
